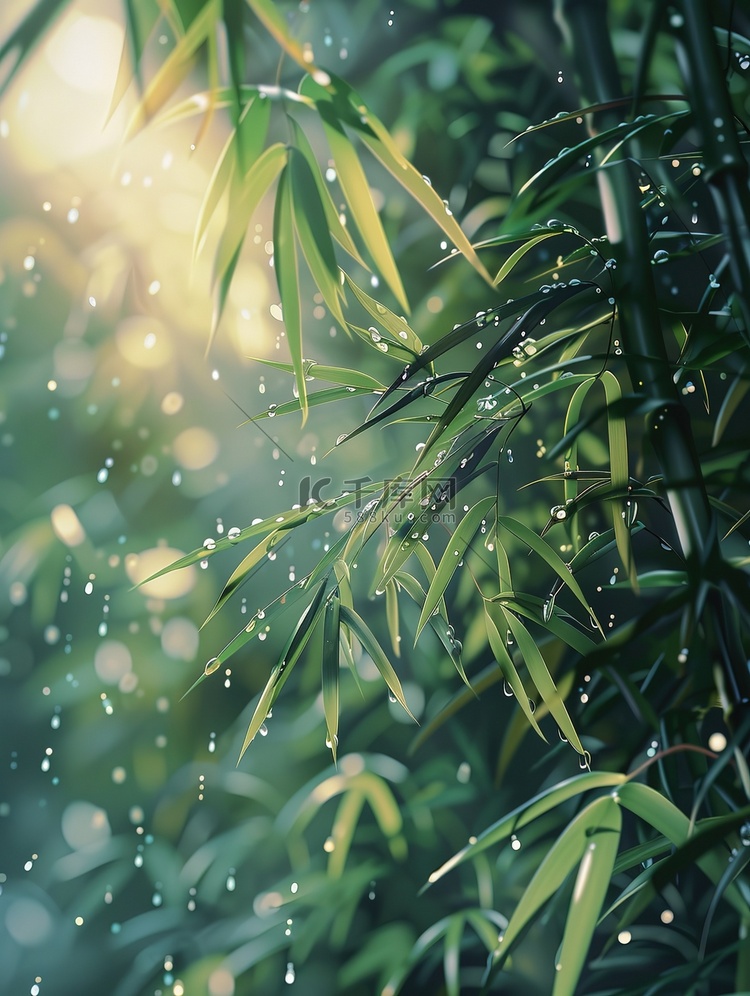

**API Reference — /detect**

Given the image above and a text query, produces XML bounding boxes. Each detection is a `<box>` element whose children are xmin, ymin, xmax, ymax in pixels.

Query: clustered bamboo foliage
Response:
<box><xmin>4</xmin><ymin>0</ymin><xmax>750</xmax><ymax>993</ymax></box>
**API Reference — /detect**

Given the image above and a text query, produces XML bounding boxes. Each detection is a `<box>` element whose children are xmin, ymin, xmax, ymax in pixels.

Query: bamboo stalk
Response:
<box><xmin>555</xmin><ymin>0</ymin><xmax>750</xmax><ymax>713</ymax></box>
<box><xmin>675</xmin><ymin>0</ymin><xmax>750</xmax><ymax>340</ymax></box>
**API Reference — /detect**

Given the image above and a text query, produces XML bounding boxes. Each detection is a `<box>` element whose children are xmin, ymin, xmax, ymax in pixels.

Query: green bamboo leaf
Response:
<box><xmin>317</xmin><ymin>102</ymin><xmax>409</xmax><ymax>313</ymax></box>
<box><xmin>107</xmin><ymin>0</ymin><xmax>161</xmax><ymax>122</ymax></box>
<box><xmin>497</xmin><ymin>516</ymin><xmax>601</xmax><ymax>634</ymax></box>
<box><xmin>0</xmin><ymin>0</ymin><xmax>69</xmax><ymax>100</ymax></box>
<box><xmin>600</xmin><ymin>370</ymin><xmax>634</xmax><ymax>585</ymax></box>
<box><xmin>395</xmin><ymin>572</ymin><xmax>466</xmax><ymax>683</ymax></box>
<box><xmin>339</xmin><ymin>605</ymin><xmax>415</xmax><ymax>721</ymax></box>
<box><xmin>493</xmin><ymin>231</ymin><xmax>561</xmax><ymax>286</ymax></box>
<box><xmin>301</xmin><ymin>75</ymin><xmax>493</xmax><ymax>285</ymax></box>
<box><xmin>125</xmin><ymin>0</ymin><xmax>219</xmax><ymax>138</ymax></box>
<box><xmin>552</xmin><ymin>799</ymin><xmax>622</xmax><ymax>996</ymax></box>
<box><xmin>212</xmin><ymin>142</ymin><xmax>288</xmax><ymax>340</ymax></box>
<box><xmin>416</xmin><ymin>496</ymin><xmax>496</xmax><ymax>639</ymax></box>
<box><xmin>713</xmin><ymin>374</ymin><xmax>750</xmax><ymax>446</ymax></box>
<box><xmin>464</xmin><ymin>909</ymin><xmax>507</xmax><ymax>953</ymax></box>
<box><xmin>215</xmin><ymin>579</ymin><xmax>313</xmax><ymax>672</ymax></box>
<box><xmin>150</xmin><ymin>85</ymin><xmax>264</xmax><ymax>126</ymax></box>
<box><xmin>413</xmin><ymin>285</ymin><xmax>594</xmax><ymax>469</ymax></box>
<box><xmin>473</xmin><ymin>225</ymin><xmax>577</xmax><ymax>251</ymax></box>
<box><xmin>610</xmin><ymin>569</ymin><xmax>688</xmax><ymax>588</ymax></box>
<box><xmin>334</xmin><ymin>373</ymin><xmax>463</xmax><ymax>450</ymax></box>
<box><xmin>238</xmin><ymin>584</ymin><xmax>327</xmax><ymax>760</ymax></box>
<box><xmin>246</xmin><ymin>0</ymin><xmax>327</xmax><ymax>76</ymax></box>
<box><xmin>343</xmin><ymin>273</ymin><xmax>422</xmax><ymax>355</ymax></box>
<box><xmin>273</xmin><ymin>164</ymin><xmax>307</xmax><ymax>423</ymax></box>
<box><xmin>288</xmin><ymin>121</ymin><xmax>367</xmax><ymax>265</ymax></box>
<box><xmin>562</xmin><ymin>377</ymin><xmax>596</xmax><ymax>506</ymax></box>
<box><xmin>498</xmin><ymin>594</ymin><xmax>598</xmax><ymax>658</ymax></box>
<box><xmin>382</xmin><ymin>916</ymin><xmax>458</xmax><ymax>996</ymax></box>
<box><xmin>289</xmin><ymin>148</ymin><xmax>348</xmax><ymax>329</ymax></box>
<box><xmin>425</xmin><ymin>772</ymin><xmax>625</xmax><ymax>887</ymax></box>
<box><xmin>202</xmin><ymin>529</ymin><xmax>281</xmax><ymax>627</ymax></box>
<box><xmin>195</xmin><ymin>93</ymin><xmax>271</xmax><ymax>257</ymax></box>
<box><xmin>374</xmin><ymin>290</ymin><xmax>545</xmax><ymax>410</ymax></box>
<box><xmin>492</xmin><ymin>797</ymin><xmax>620</xmax><ymax>969</ymax></box>
<box><xmin>245</xmin><ymin>355</ymin><xmax>385</xmax><ymax>391</ymax></box>
<box><xmin>499</xmin><ymin>605</ymin><xmax>584</xmax><ymax>754</ymax></box>
<box><xmin>616</xmin><ymin>782</ymin><xmax>750</xmax><ymax>917</ymax></box>
<box><xmin>322</xmin><ymin>595</ymin><xmax>341</xmax><ymax>760</ymax></box>
<box><xmin>510</xmin><ymin>111</ymin><xmax>687</xmax><ymax>219</ymax></box>
<box><xmin>385</xmin><ymin>580</ymin><xmax>400</xmax><ymax>658</ymax></box>
<box><xmin>247</xmin><ymin>385</ymin><xmax>377</xmax><ymax>421</ymax></box>
<box><xmin>612</xmin><ymin>836</ymin><xmax>671</xmax><ymax>876</ymax></box>
<box><xmin>327</xmin><ymin>788</ymin><xmax>366</xmax><ymax>878</ymax></box>
<box><xmin>347</xmin><ymin>323</ymin><xmax>415</xmax><ymax>364</ymax></box>
<box><xmin>494</xmin><ymin>524</ymin><xmax>513</xmax><ymax>592</ymax></box>
<box><xmin>484</xmin><ymin>601</ymin><xmax>545</xmax><ymax>739</ymax></box>
<box><xmin>444</xmin><ymin>915</ymin><xmax>463</xmax><ymax>996</ymax></box>
<box><xmin>222</xmin><ymin>0</ymin><xmax>246</xmax><ymax>127</ymax></box>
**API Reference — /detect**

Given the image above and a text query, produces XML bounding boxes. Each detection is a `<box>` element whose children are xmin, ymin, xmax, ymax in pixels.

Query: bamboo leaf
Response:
<box><xmin>600</xmin><ymin>370</ymin><xmax>634</xmax><ymax>585</ymax></box>
<box><xmin>334</xmin><ymin>373</ymin><xmax>464</xmax><ymax>449</ymax></box>
<box><xmin>385</xmin><ymin>580</ymin><xmax>400</xmax><ymax>657</ymax></box>
<box><xmin>713</xmin><ymin>374</ymin><xmax>750</xmax><ymax>446</ymax></box>
<box><xmin>301</xmin><ymin>74</ymin><xmax>493</xmax><ymax>285</ymax></box>
<box><xmin>509</xmin><ymin>111</ymin><xmax>687</xmax><ymax>221</ymax></box>
<box><xmin>273</xmin><ymin>164</ymin><xmax>307</xmax><ymax>422</ymax></box>
<box><xmin>395</xmin><ymin>572</ymin><xmax>466</xmax><ymax>682</ymax></box>
<box><xmin>212</xmin><ymin>142</ymin><xmax>288</xmax><ymax>341</ymax></box>
<box><xmin>0</xmin><ymin>0</ymin><xmax>69</xmax><ymax>99</ymax></box>
<box><xmin>245</xmin><ymin>355</ymin><xmax>385</xmax><ymax>391</ymax></box>
<box><xmin>553</xmin><ymin>799</ymin><xmax>622</xmax><ymax>996</ymax></box>
<box><xmin>339</xmin><ymin>605</ymin><xmax>415</xmax><ymax>721</ymax></box>
<box><xmin>125</xmin><ymin>0</ymin><xmax>219</xmax><ymax>138</ymax></box>
<box><xmin>616</xmin><ymin>782</ymin><xmax>750</xmax><ymax>917</ymax></box>
<box><xmin>289</xmin><ymin>147</ymin><xmax>348</xmax><ymax>329</ymax></box>
<box><xmin>413</xmin><ymin>285</ymin><xmax>595</xmax><ymax>469</ymax></box>
<box><xmin>202</xmin><ymin>529</ymin><xmax>281</xmax><ymax>627</ymax></box>
<box><xmin>316</xmin><ymin>101</ymin><xmax>409</xmax><ymax>313</ymax></box>
<box><xmin>322</xmin><ymin>594</ymin><xmax>341</xmax><ymax>760</ymax></box>
<box><xmin>499</xmin><ymin>606</ymin><xmax>584</xmax><ymax>754</ymax></box>
<box><xmin>238</xmin><ymin>583</ymin><xmax>327</xmax><ymax>760</ymax></box>
<box><xmin>498</xmin><ymin>594</ymin><xmax>599</xmax><ymax>658</ymax></box>
<box><xmin>492</xmin><ymin>797</ymin><xmax>620</xmax><ymax>969</ymax></box>
<box><xmin>195</xmin><ymin>93</ymin><xmax>271</xmax><ymax>257</ymax></box>
<box><xmin>493</xmin><ymin>231</ymin><xmax>561</xmax><ymax>286</ymax></box>
<box><xmin>373</xmin><ymin>289</ymin><xmax>552</xmax><ymax>411</ymax></box>
<box><xmin>425</xmin><ymin>772</ymin><xmax>625</xmax><ymax>887</ymax></box>
<box><xmin>497</xmin><ymin>516</ymin><xmax>600</xmax><ymax>633</ymax></box>
<box><xmin>246</xmin><ymin>0</ymin><xmax>325</xmax><ymax>75</ymax></box>
<box><xmin>343</xmin><ymin>273</ymin><xmax>422</xmax><ymax>355</ymax></box>
<box><xmin>107</xmin><ymin>0</ymin><xmax>161</xmax><ymax>122</ymax></box>
<box><xmin>288</xmin><ymin>121</ymin><xmax>367</xmax><ymax>265</ymax></box>
<box><xmin>248</xmin><ymin>385</ymin><xmax>377</xmax><ymax>420</ymax></box>
<box><xmin>443</xmin><ymin>915</ymin><xmax>463</xmax><ymax>996</ymax></box>
<box><xmin>562</xmin><ymin>377</ymin><xmax>596</xmax><ymax>506</ymax></box>
<box><xmin>484</xmin><ymin>601</ymin><xmax>545</xmax><ymax>739</ymax></box>
<box><xmin>416</xmin><ymin>496</ymin><xmax>496</xmax><ymax>639</ymax></box>
<box><xmin>327</xmin><ymin>788</ymin><xmax>366</xmax><ymax>878</ymax></box>
<box><xmin>222</xmin><ymin>0</ymin><xmax>246</xmax><ymax>129</ymax></box>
